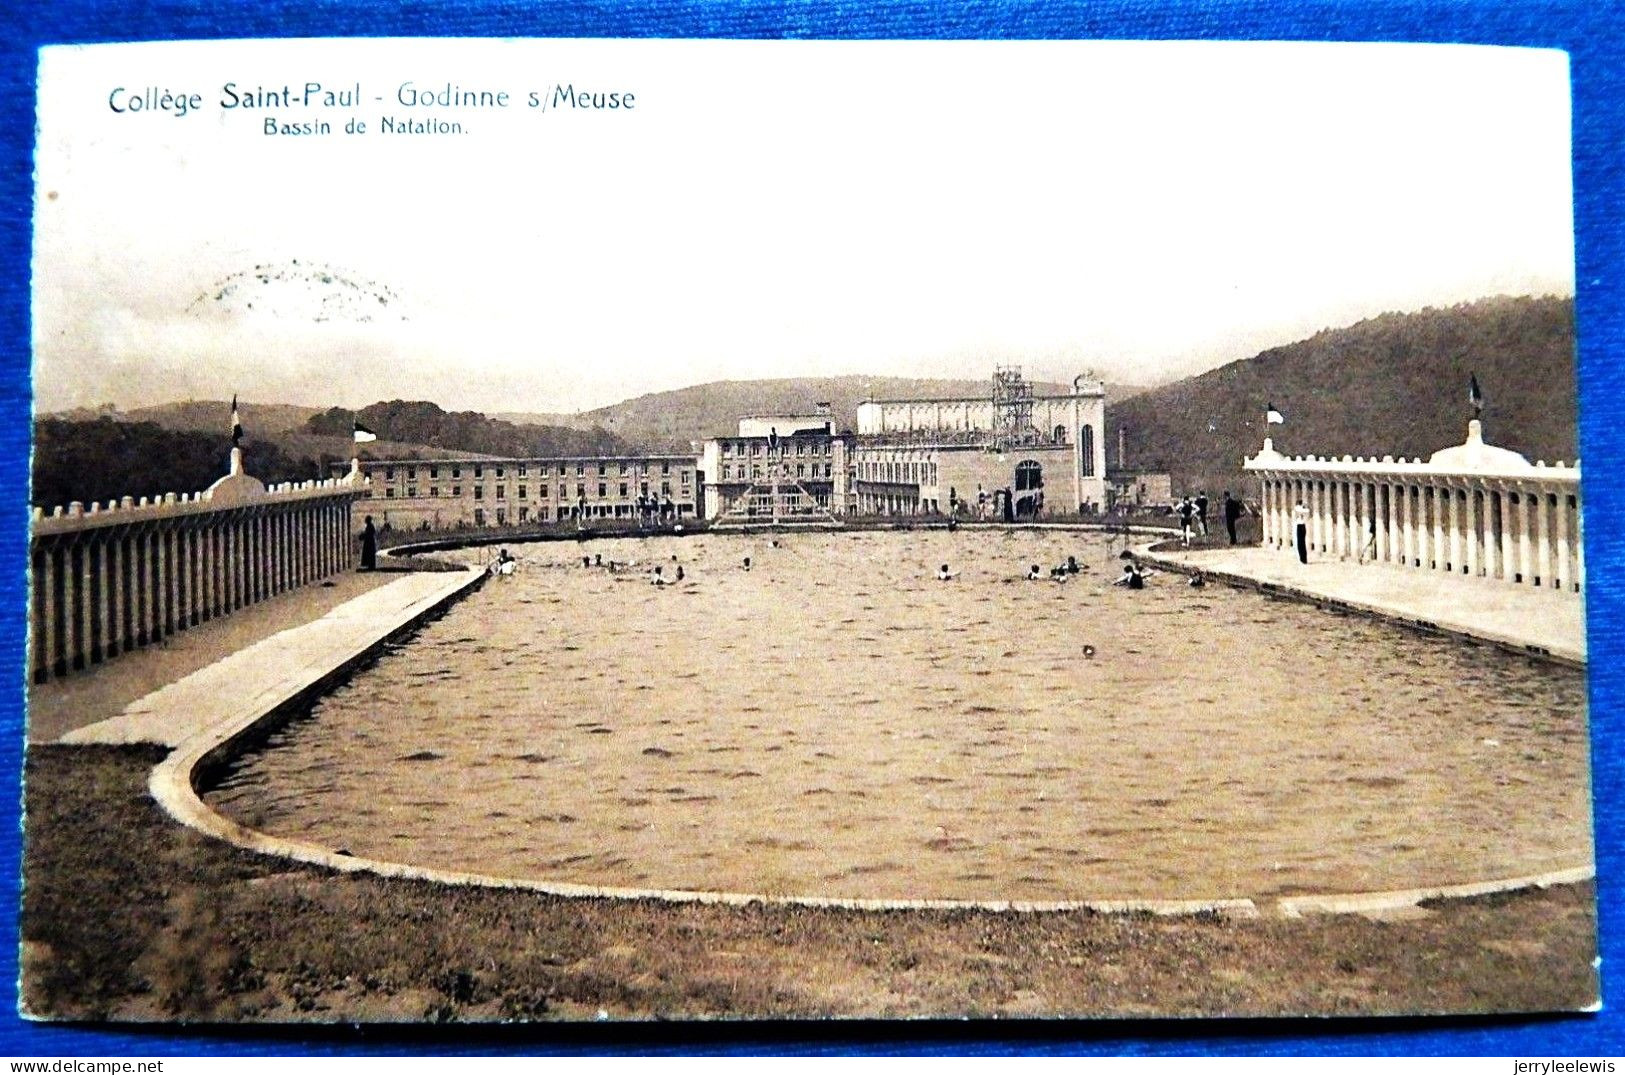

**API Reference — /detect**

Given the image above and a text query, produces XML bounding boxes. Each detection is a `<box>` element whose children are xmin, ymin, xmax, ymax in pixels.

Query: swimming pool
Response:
<box><xmin>205</xmin><ymin>529</ymin><xmax>1592</xmax><ymax>902</ymax></box>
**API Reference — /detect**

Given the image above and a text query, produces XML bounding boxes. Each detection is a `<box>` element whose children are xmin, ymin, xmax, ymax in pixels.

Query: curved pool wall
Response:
<box><xmin>184</xmin><ymin>527</ymin><xmax>1595</xmax><ymax>911</ymax></box>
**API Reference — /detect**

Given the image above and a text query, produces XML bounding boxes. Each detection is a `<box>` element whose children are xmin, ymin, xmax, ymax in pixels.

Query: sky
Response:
<box><xmin>31</xmin><ymin>38</ymin><xmax>1576</xmax><ymax>415</ymax></box>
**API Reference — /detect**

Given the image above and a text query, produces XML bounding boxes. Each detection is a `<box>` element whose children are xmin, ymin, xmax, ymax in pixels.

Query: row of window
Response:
<box><xmin>719</xmin><ymin>463</ymin><xmax>835</xmax><ymax>481</ymax></box>
<box><xmin>720</xmin><ymin>441</ymin><xmax>834</xmax><ymax>458</ymax></box>
<box><xmin>858</xmin><ymin>459</ymin><xmax>940</xmax><ymax>486</ymax></box>
<box><xmin>463</xmin><ymin>503</ymin><xmax>696</xmax><ymax>526</ymax></box>
<box><xmin>379</xmin><ymin>481</ymin><xmax>687</xmax><ymax>501</ymax></box>
<box><xmin>379</xmin><ymin>461</ymin><xmax>690</xmax><ymax>481</ymax></box>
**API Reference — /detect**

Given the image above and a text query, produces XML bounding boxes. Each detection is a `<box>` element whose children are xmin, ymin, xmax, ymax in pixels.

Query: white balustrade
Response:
<box><xmin>28</xmin><ymin>452</ymin><xmax>369</xmax><ymax>683</ymax></box>
<box><xmin>1245</xmin><ymin>422</ymin><xmax>1581</xmax><ymax>599</ymax></box>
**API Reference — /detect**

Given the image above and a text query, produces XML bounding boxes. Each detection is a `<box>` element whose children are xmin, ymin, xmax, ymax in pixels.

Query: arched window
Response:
<box><xmin>1054</xmin><ymin>424</ymin><xmax>1067</xmax><ymax>444</ymax></box>
<box><xmin>1015</xmin><ymin>460</ymin><xmax>1043</xmax><ymax>491</ymax></box>
<box><xmin>1080</xmin><ymin>425</ymin><xmax>1095</xmax><ymax>477</ymax></box>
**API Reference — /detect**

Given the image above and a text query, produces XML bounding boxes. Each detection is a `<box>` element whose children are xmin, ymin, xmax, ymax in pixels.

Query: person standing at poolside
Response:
<box><xmin>1292</xmin><ymin>499</ymin><xmax>1310</xmax><ymax>564</ymax></box>
<box><xmin>359</xmin><ymin>515</ymin><xmax>377</xmax><ymax>571</ymax></box>
<box><xmin>1223</xmin><ymin>491</ymin><xmax>1244</xmax><ymax>546</ymax></box>
<box><xmin>1176</xmin><ymin>497</ymin><xmax>1194</xmax><ymax>547</ymax></box>
<box><xmin>1195</xmin><ymin>491</ymin><xmax>1209</xmax><ymax>537</ymax></box>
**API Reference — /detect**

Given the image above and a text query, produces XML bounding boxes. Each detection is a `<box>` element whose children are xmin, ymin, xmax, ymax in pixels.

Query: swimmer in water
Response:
<box><xmin>937</xmin><ymin>563</ymin><xmax>959</xmax><ymax>581</ymax></box>
<box><xmin>1188</xmin><ymin>571</ymin><xmax>1206</xmax><ymax>588</ymax></box>
<box><xmin>1114</xmin><ymin>562</ymin><xmax>1146</xmax><ymax>589</ymax></box>
<box><xmin>1026</xmin><ymin>564</ymin><xmax>1042</xmax><ymax>581</ymax></box>
<box><xmin>651</xmin><ymin>565</ymin><xmax>670</xmax><ymax>586</ymax></box>
<box><xmin>743</xmin><ymin>556</ymin><xmax>752</xmax><ymax>571</ymax></box>
<box><xmin>676</xmin><ymin>565</ymin><xmax>685</xmax><ymax>582</ymax></box>
<box><xmin>1066</xmin><ymin>556</ymin><xmax>1080</xmax><ymax>575</ymax></box>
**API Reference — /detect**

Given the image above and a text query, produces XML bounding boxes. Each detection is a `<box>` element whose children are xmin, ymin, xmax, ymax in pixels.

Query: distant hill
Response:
<box><xmin>498</xmin><ymin>375</ymin><xmax>1149</xmax><ymax>450</ymax></box>
<box><xmin>1105</xmin><ymin>295</ymin><xmax>1577</xmax><ymax>495</ymax></box>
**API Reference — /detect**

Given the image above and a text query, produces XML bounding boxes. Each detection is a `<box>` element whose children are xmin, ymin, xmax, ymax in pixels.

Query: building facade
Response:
<box><xmin>1106</xmin><ymin>468</ymin><xmax>1175</xmax><ymax>510</ymax></box>
<box><xmin>851</xmin><ymin>371</ymin><xmax>1109</xmax><ymax>518</ymax></box>
<box><xmin>696</xmin><ymin>413</ymin><xmax>853</xmax><ymax>521</ymax></box>
<box><xmin>349</xmin><ymin>454</ymin><xmax>700</xmax><ymax>530</ymax></box>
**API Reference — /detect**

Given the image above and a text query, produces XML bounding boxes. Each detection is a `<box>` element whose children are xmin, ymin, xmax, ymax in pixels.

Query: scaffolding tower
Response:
<box><xmin>989</xmin><ymin>365</ymin><xmax>1041</xmax><ymax>452</ymax></box>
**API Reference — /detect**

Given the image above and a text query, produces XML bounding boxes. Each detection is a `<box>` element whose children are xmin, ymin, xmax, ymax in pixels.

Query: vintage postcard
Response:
<box><xmin>22</xmin><ymin>37</ymin><xmax>1594</xmax><ymax>1022</ymax></box>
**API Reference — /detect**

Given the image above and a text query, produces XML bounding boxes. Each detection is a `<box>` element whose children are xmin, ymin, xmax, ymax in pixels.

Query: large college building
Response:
<box><xmin>695</xmin><ymin>411</ymin><xmax>854</xmax><ymax>522</ymax></box>
<box><xmin>343</xmin><ymin>370</ymin><xmax>1111</xmax><ymax>529</ymax></box>
<box><xmin>852</xmin><ymin>369</ymin><xmax>1109</xmax><ymax>518</ymax></box>
<box><xmin>347</xmin><ymin>455</ymin><xmax>700</xmax><ymax>531</ymax></box>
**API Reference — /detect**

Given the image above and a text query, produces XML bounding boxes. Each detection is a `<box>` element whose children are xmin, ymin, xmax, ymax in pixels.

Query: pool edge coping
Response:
<box><xmin>1132</xmin><ymin>543</ymin><xmax>1586</xmax><ymax>668</ymax></box>
<box><xmin>134</xmin><ymin>536</ymin><xmax>1592</xmax><ymax>921</ymax></box>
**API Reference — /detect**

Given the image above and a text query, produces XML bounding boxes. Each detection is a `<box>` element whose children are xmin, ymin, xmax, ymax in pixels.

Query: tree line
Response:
<box><xmin>32</xmin><ymin>418</ymin><xmax>327</xmax><ymax>510</ymax></box>
<box><xmin>306</xmin><ymin>400</ymin><xmax>629</xmax><ymax>458</ymax></box>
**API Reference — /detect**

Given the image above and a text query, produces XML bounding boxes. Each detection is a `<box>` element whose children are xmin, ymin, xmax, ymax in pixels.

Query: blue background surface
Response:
<box><xmin>1</xmin><ymin>0</ymin><xmax>1620</xmax><ymax>1057</ymax></box>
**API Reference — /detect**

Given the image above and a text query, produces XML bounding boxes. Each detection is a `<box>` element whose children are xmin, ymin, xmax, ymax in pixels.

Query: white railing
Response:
<box><xmin>29</xmin><ymin>451</ymin><xmax>370</xmax><ymax>682</ymax></box>
<box><xmin>1244</xmin><ymin>421</ymin><xmax>1582</xmax><ymax>595</ymax></box>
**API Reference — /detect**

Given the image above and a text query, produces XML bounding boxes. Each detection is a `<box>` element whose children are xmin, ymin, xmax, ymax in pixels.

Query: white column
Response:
<box><xmin>1555</xmin><ymin>490</ymin><xmax>1571</xmax><ymax>592</ymax></box>
<box><xmin>1575</xmin><ymin>493</ymin><xmax>1586</xmax><ymax>592</ymax></box>
<box><xmin>1499</xmin><ymin>491</ymin><xmax>1517</xmax><ymax>582</ymax></box>
<box><xmin>1373</xmin><ymin>483</ymin><xmax>1388</xmax><ymax>563</ymax></box>
<box><xmin>1274</xmin><ymin>479</ymin><xmax>1287</xmax><ymax>548</ymax></box>
<box><xmin>1261</xmin><ymin>480</ymin><xmax>1274</xmax><ymax>547</ymax></box>
<box><xmin>106</xmin><ymin>534</ymin><xmax>123</xmax><ymax>657</ymax></box>
<box><xmin>1309</xmin><ymin>480</ymin><xmax>1322</xmax><ymax>552</ymax></box>
<box><xmin>1484</xmin><ymin>490</ymin><xmax>1500</xmax><ymax>579</ymax></box>
<box><xmin>1328</xmin><ymin>481</ymin><xmax>1342</xmax><ymax>557</ymax></box>
<box><xmin>1338</xmin><ymin>481</ymin><xmax>1351</xmax><ymax>558</ymax></box>
<box><xmin>1535</xmin><ymin>487</ymin><xmax>1552</xmax><ymax>588</ymax></box>
<box><xmin>1397</xmin><ymin>484</ymin><xmax>1411</xmax><ymax>567</ymax></box>
<box><xmin>62</xmin><ymin>541</ymin><xmax>83</xmax><ymax>670</ymax></box>
<box><xmin>1434</xmin><ymin>486</ymin><xmax>1449</xmax><ymax>571</ymax></box>
<box><xmin>36</xmin><ymin>543</ymin><xmax>57</xmax><ymax>680</ymax></box>
<box><xmin>183</xmin><ymin>526</ymin><xmax>197</xmax><ymax>627</ymax></box>
<box><xmin>92</xmin><ymin>539</ymin><xmax>109</xmax><ymax>663</ymax></box>
<box><xmin>1465</xmin><ymin>487</ymin><xmax>1479</xmax><ymax>578</ymax></box>
<box><xmin>1516</xmin><ymin>490</ymin><xmax>1533</xmax><ymax>585</ymax></box>
<box><xmin>1353</xmin><ymin>481</ymin><xmax>1366</xmax><ymax>560</ymax></box>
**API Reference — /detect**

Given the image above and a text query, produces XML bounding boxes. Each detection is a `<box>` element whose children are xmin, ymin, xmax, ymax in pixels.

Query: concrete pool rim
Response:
<box><xmin>138</xmin><ymin>528</ymin><xmax>1592</xmax><ymax>919</ymax></box>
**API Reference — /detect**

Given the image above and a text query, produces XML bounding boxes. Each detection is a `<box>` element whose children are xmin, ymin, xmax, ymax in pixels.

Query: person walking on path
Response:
<box><xmin>1223</xmin><ymin>491</ymin><xmax>1244</xmax><ymax>545</ymax></box>
<box><xmin>1195</xmin><ymin>492</ymin><xmax>1209</xmax><ymax>537</ymax></box>
<box><xmin>1292</xmin><ymin>500</ymin><xmax>1310</xmax><ymax>564</ymax></box>
<box><xmin>359</xmin><ymin>515</ymin><xmax>377</xmax><ymax>571</ymax></box>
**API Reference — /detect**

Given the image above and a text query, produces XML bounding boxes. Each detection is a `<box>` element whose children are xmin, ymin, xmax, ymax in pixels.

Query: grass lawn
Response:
<box><xmin>21</xmin><ymin>745</ymin><xmax>1598</xmax><ymax>1024</ymax></box>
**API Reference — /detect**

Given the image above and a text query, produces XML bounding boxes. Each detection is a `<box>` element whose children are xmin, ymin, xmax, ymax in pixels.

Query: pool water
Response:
<box><xmin>205</xmin><ymin>530</ymin><xmax>1592</xmax><ymax>902</ymax></box>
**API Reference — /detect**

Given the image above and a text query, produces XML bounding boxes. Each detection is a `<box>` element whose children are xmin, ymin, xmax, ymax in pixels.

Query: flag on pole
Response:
<box><xmin>230</xmin><ymin>394</ymin><xmax>244</xmax><ymax>447</ymax></box>
<box><xmin>353</xmin><ymin>421</ymin><xmax>378</xmax><ymax>443</ymax></box>
<box><xmin>1469</xmin><ymin>373</ymin><xmax>1484</xmax><ymax>417</ymax></box>
<box><xmin>1266</xmin><ymin>402</ymin><xmax>1285</xmax><ymax>425</ymax></box>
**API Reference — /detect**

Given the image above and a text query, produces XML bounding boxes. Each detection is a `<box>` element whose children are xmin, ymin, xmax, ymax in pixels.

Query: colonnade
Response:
<box><xmin>1247</xmin><ymin>434</ymin><xmax>1582</xmax><ymax>597</ymax></box>
<box><xmin>30</xmin><ymin>464</ymin><xmax>367</xmax><ymax>683</ymax></box>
